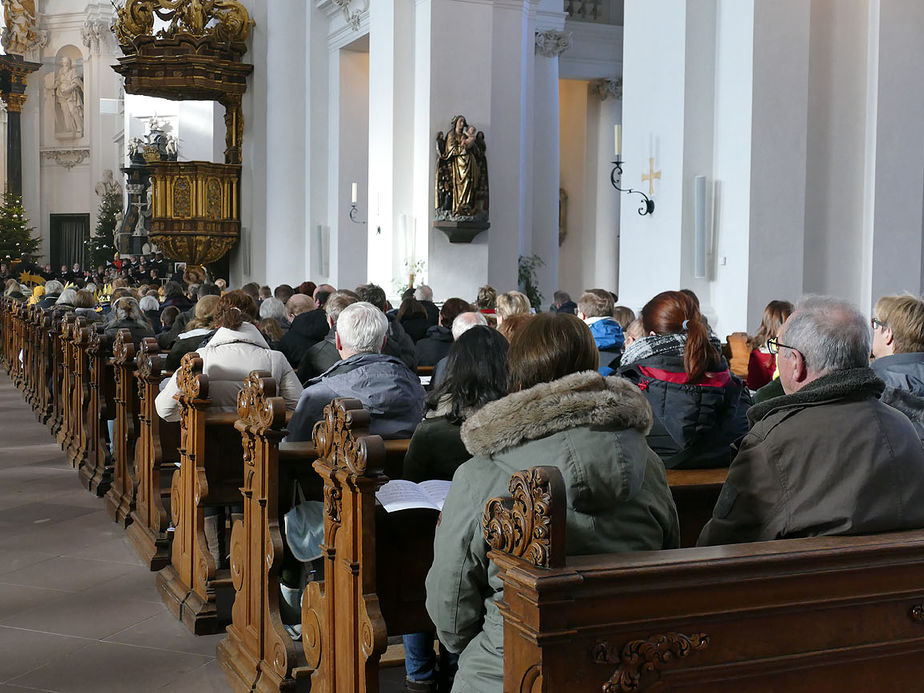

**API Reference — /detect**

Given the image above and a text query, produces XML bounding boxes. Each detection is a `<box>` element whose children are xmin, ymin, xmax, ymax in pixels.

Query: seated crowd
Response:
<box><xmin>10</xmin><ymin>265</ymin><xmax>924</xmax><ymax>693</ymax></box>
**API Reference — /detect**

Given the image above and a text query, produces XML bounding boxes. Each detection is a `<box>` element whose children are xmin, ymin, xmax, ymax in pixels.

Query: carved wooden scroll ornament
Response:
<box><xmin>594</xmin><ymin>632</ymin><xmax>710</xmax><ymax>692</ymax></box>
<box><xmin>482</xmin><ymin>465</ymin><xmax>566</xmax><ymax>569</ymax></box>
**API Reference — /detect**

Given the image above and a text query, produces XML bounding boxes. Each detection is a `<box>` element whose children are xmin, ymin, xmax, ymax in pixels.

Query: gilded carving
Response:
<box><xmin>483</xmin><ymin>466</ymin><xmax>565</xmax><ymax>569</ymax></box>
<box><xmin>594</xmin><ymin>632</ymin><xmax>710</xmax><ymax>692</ymax></box>
<box><xmin>113</xmin><ymin>0</ymin><xmax>253</xmax><ymax>53</ymax></box>
<box><xmin>205</xmin><ymin>178</ymin><xmax>221</xmax><ymax>219</ymax></box>
<box><xmin>435</xmin><ymin>115</ymin><xmax>489</xmax><ymax>223</ymax></box>
<box><xmin>173</xmin><ymin>176</ymin><xmax>192</xmax><ymax>218</ymax></box>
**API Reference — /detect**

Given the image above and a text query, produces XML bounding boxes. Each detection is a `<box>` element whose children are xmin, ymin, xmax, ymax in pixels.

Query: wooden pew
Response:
<box><xmin>486</xmin><ymin>466</ymin><xmax>924</xmax><ymax>692</ymax></box>
<box><xmin>127</xmin><ymin>338</ymin><xmax>180</xmax><ymax>571</ymax></box>
<box><xmin>66</xmin><ymin>316</ymin><xmax>91</xmax><ymax>473</ymax></box>
<box><xmin>48</xmin><ymin>313</ymin><xmax>66</xmax><ymax>438</ymax></box>
<box><xmin>105</xmin><ymin>329</ymin><xmax>140</xmax><ymax>526</ymax></box>
<box><xmin>218</xmin><ymin>391</ymin><xmax>416</xmax><ymax>693</ymax></box>
<box><xmin>81</xmin><ymin>325</ymin><xmax>115</xmax><ymax>496</ymax></box>
<box><xmin>55</xmin><ymin>314</ymin><xmax>76</xmax><ymax>452</ymax></box>
<box><xmin>156</xmin><ymin>352</ymin><xmax>244</xmax><ymax>635</ymax></box>
<box><xmin>218</xmin><ymin>371</ymin><xmax>314</xmax><ymax>693</ymax></box>
<box><xmin>300</xmin><ymin>398</ymin><xmax>432</xmax><ymax>692</ymax></box>
<box><xmin>665</xmin><ymin>467</ymin><xmax>726</xmax><ymax>548</ymax></box>
<box><xmin>34</xmin><ymin>308</ymin><xmax>54</xmax><ymax>425</ymax></box>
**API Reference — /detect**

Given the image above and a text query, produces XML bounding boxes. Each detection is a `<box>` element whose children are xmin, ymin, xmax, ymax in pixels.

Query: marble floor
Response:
<box><xmin>0</xmin><ymin>373</ymin><xmax>407</xmax><ymax>692</ymax></box>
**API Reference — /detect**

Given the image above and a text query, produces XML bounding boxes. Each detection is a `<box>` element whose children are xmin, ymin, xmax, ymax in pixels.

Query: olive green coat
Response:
<box><xmin>425</xmin><ymin>371</ymin><xmax>680</xmax><ymax>692</ymax></box>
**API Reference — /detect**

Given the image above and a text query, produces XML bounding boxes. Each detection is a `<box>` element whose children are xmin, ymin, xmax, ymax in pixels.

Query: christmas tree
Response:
<box><xmin>87</xmin><ymin>186</ymin><xmax>122</xmax><ymax>269</ymax></box>
<box><xmin>0</xmin><ymin>189</ymin><xmax>40</xmax><ymax>262</ymax></box>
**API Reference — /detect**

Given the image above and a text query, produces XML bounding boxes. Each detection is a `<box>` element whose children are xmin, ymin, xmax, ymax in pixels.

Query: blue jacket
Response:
<box><xmin>286</xmin><ymin>352</ymin><xmax>425</xmax><ymax>442</ymax></box>
<box><xmin>588</xmin><ymin>318</ymin><xmax>625</xmax><ymax>375</ymax></box>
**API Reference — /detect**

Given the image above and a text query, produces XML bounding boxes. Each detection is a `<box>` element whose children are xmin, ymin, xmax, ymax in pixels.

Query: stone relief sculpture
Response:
<box><xmin>435</xmin><ymin>115</ymin><xmax>489</xmax><ymax>223</ymax></box>
<box><xmin>55</xmin><ymin>57</ymin><xmax>84</xmax><ymax>138</ymax></box>
<box><xmin>95</xmin><ymin>169</ymin><xmax>122</xmax><ymax>198</ymax></box>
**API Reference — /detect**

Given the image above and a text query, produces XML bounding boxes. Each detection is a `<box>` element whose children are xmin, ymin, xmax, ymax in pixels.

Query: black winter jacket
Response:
<box><xmin>619</xmin><ymin>354</ymin><xmax>751</xmax><ymax>468</ymax></box>
<box><xmin>416</xmin><ymin>325</ymin><xmax>453</xmax><ymax>367</ymax></box>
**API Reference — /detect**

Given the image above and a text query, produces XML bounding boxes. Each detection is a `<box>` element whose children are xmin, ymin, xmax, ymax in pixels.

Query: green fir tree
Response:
<box><xmin>87</xmin><ymin>187</ymin><xmax>123</xmax><ymax>269</ymax></box>
<box><xmin>0</xmin><ymin>189</ymin><xmax>40</xmax><ymax>262</ymax></box>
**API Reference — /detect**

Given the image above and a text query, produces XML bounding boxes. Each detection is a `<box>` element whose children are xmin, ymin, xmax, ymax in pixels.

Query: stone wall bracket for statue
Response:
<box><xmin>434</xmin><ymin>115</ymin><xmax>490</xmax><ymax>244</ymax></box>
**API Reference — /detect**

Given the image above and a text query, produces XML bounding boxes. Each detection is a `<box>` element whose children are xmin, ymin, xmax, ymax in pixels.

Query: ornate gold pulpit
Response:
<box><xmin>112</xmin><ymin>1</ymin><xmax>254</xmax><ymax>267</ymax></box>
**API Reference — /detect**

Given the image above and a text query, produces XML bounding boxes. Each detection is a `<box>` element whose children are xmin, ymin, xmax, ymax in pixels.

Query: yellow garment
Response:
<box><xmin>27</xmin><ymin>285</ymin><xmax>45</xmax><ymax>305</ymax></box>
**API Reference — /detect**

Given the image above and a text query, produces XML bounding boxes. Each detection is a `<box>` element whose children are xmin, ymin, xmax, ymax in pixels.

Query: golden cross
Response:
<box><xmin>641</xmin><ymin>157</ymin><xmax>661</xmax><ymax>196</ymax></box>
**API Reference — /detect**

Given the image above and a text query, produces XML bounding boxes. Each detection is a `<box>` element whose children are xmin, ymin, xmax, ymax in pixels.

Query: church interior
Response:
<box><xmin>1</xmin><ymin>0</ymin><xmax>924</xmax><ymax>691</ymax></box>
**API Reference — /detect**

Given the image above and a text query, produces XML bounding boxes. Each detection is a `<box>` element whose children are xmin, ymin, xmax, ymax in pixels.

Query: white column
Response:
<box><xmin>263</xmin><ymin>0</ymin><xmax>308</xmax><ymax>286</ymax></box>
<box><xmin>416</xmin><ymin>0</ymin><xmax>536</xmax><ymax>302</ymax></box>
<box><xmin>861</xmin><ymin>0</ymin><xmax>924</xmax><ymax>309</ymax></box>
<box><xmin>367</xmin><ymin>0</ymin><xmax>415</xmax><ymax>295</ymax></box>
<box><xmin>531</xmin><ymin>20</ymin><xmax>568</xmax><ymax>307</ymax></box>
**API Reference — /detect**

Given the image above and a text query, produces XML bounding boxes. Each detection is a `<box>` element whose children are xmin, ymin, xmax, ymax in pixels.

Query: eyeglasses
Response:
<box><xmin>871</xmin><ymin>317</ymin><xmax>887</xmax><ymax>330</ymax></box>
<box><xmin>767</xmin><ymin>337</ymin><xmax>798</xmax><ymax>356</ymax></box>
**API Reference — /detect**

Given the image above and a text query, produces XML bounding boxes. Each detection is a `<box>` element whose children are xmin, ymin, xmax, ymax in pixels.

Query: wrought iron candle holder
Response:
<box><xmin>611</xmin><ymin>159</ymin><xmax>655</xmax><ymax>216</ymax></box>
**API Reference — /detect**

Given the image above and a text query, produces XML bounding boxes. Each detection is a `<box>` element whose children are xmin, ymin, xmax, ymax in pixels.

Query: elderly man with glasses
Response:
<box><xmin>698</xmin><ymin>295</ymin><xmax>924</xmax><ymax>546</ymax></box>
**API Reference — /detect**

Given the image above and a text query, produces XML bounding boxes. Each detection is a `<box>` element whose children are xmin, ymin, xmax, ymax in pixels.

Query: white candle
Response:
<box><xmin>351</xmin><ymin>182</ymin><xmax>358</xmax><ymax>205</ymax></box>
<box><xmin>615</xmin><ymin>124</ymin><xmax>621</xmax><ymax>157</ymax></box>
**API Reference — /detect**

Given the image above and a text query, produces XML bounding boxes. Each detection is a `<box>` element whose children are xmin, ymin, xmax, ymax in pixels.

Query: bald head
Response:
<box><xmin>286</xmin><ymin>293</ymin><xmax>314</xmax><ymax>320</ymax></box>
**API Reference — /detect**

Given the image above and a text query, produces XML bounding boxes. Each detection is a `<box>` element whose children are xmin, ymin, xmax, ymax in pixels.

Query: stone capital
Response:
<box><xmin>535</xmin><ymin>29</ymin><xmax>572</xmax><ymax>58</ymax></box>
<box><xmin>589</xmin><ymin>77</ymin><xmax>622</xmax><ymax>101</ymax></box>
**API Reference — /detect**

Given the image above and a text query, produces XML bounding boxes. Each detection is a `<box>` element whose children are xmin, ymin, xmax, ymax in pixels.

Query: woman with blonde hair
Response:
<box><xmin>494</xmin><ymin>290</ymin><xmax>530</xmax><ymax>326</ymax></box>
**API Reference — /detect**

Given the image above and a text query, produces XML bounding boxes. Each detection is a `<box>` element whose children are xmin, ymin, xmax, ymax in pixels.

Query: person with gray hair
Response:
<box><xmin>430</xmin><ymin>311</ymin><xmax>489</xmax><ymax>388</ymax></box>
<box><xmin>414</xmin><ymin>284</ymin><xmax>439</xmax><ymax>326</ymax></box>
<box><xmin>38</xmin><ymin>279</ymin><xmax>64</xmax><ymax>309</ymax></box>
<box><xmin>296</xmin><ymin>290</ymin><xmax>359</xmax><ymax>383</ymax></box>
<box><xmin>699</xmin><ymin>295</ymin><xmax>924</xmax><ymax>546</ymax></box>
<box><xmin>286</xmin><ymin>301</ymin><xmax>425</xmax><ymax>442</ymax></box>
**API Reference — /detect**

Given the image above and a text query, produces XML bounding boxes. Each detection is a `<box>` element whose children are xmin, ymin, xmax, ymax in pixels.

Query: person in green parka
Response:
<box><xmin>425</xmin><ymin>312</ymin><xmax>680</xmax><ymax>693</ymax></box>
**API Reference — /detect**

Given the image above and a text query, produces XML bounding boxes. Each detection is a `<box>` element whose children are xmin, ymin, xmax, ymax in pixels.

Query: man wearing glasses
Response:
<box><xmin>698</xmin><ymin>296</ymin><xmax>924</xmax><ymax>546</ymax></box>
<box><xmin>869</xmin><ymin>295</ymin><xmax>924</xmax><ymax>437</ymax></box>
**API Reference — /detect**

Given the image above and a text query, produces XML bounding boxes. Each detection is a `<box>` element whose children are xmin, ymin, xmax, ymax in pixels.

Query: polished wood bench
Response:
<box><xmin>218</xmin><ymin>390</ymin><xmax>414</xmax><ymax>693</ymax></box>
<box><xmin>486</xmin><ymin>465</ymin><xmax>924</xmax><ymax>692</ymax></box>
<box><xmin>126</xmin><ymin>338</ymin><xmax>179</xmax><ymax>571</ymax></box>
<box><xmin>105</xmin><ymin>329</ymin><xmax>141</xmax><ymax>526</ymax></box>
<box><xmin>665</xmin><ymin>467</ymin><xmax>727</xmax><ymax>547</ymax></box>
<box><xmin>82</xmin><ymin>324</ymin><xmax>115</xmax><ymax>496</ymax></box>
<box><xmin>156</xmin><ymin>352</ymin><xmax>246</xmax><ymax>635</ymax></box>
<box><xmin>300</xmin><ymin>398</ymin><xmax>428</xmax><ymax>692</ymax></box>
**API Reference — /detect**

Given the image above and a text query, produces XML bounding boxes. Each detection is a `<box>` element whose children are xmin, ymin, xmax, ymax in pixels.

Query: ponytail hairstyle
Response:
<box><xmin>641</xmin><ymin>290</ymin><xmax>721</xmax><ymax>383</ymax></box>
<box><xmin>215</xmin><ymin>289</ymin><xmax>258</xmax><ymax>330</ymax></box>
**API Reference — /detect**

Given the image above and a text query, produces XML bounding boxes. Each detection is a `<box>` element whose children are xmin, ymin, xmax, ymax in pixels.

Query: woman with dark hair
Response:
<box><xmin>397</xmin><ymin>298</ymin><xmax>430</xmax><ymax>343</ymax></box>
<box><xmin>426</xmin><ymin>312</ymin><xmax>678</xmax><ymax>693</ymax></box>
<box><xmin>746</xmin><ymin>299</ymin><xmax>794</xmax><ymax>390</ymax></box>
<box><xmin>402</xmin><ymin>326</ymin><xmax>508</xmax><ymax>691</ymax></box>
<box><xmin>405</xmin><ymin>326</ymin><xmax>508</xmax><ymax>482</ymax></box>
<box><xmin>416</xmin><ymin>297</ymin><xmax>474</xmax><ymax>366</ymax></box>
<box><xmin>618</xmin><ymin>290</ymin><xmax>751</xmax><ymax>468</ymax></box>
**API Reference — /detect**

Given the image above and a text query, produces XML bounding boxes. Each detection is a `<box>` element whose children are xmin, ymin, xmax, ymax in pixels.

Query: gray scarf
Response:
<box><xmin>620</xmin><ymin>333</ymin><xmax>687</xmax><ymax>368</ymax></box>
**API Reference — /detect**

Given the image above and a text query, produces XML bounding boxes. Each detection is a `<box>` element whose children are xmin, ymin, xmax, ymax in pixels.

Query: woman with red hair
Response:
<box><xmin>618</xmin><ymin>290</ymin><xmax>751</xmax><ymax>468</ymax></box>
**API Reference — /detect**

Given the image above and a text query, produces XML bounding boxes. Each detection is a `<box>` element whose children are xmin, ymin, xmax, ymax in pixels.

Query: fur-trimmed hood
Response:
<box><xmin>461</xmin><ymin>371</ymin><xmax>652</xmax><ymax>457</ymax></box>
